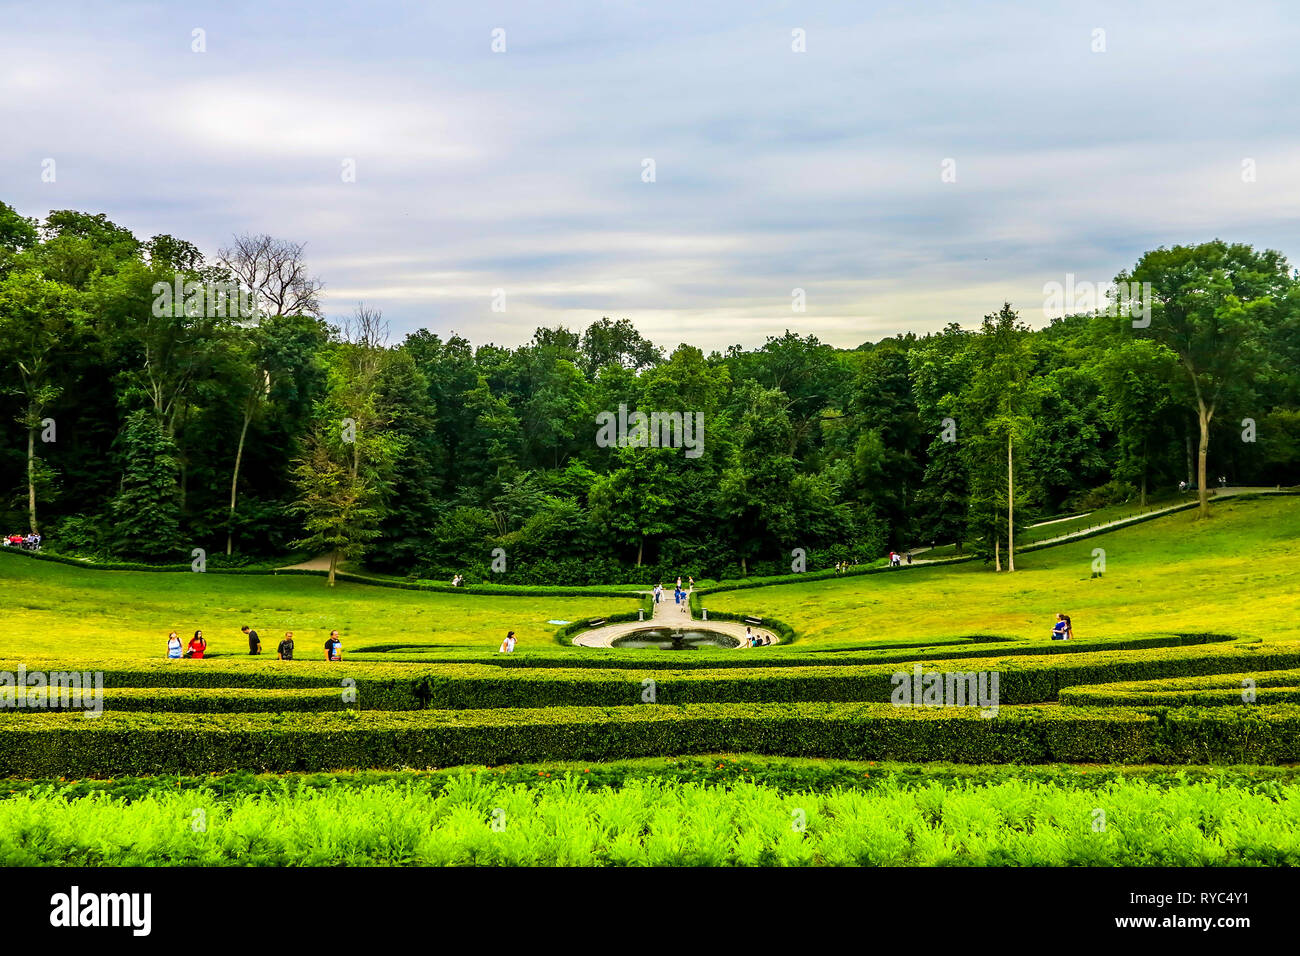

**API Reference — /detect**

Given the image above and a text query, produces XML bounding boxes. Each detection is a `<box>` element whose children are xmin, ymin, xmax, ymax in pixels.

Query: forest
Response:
<box><xmin>2</xmin><ymin>200</ymin><xmax>1298</xmax><ymax>584</ymax></box>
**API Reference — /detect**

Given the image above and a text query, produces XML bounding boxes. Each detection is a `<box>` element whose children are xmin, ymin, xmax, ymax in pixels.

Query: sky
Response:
<box><xmin>3</xmin><ymin>0</ymin><xmax>1299</xmax><ymax>352</ymax></box>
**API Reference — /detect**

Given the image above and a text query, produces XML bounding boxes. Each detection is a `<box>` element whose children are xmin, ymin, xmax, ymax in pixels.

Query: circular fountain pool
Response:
<box><xmin>611</xmin><ymin>627</ymin><xmax>741</xmax><ymax>650</ymax></box>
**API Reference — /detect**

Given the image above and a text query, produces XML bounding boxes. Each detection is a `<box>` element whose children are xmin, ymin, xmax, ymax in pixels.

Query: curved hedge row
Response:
<box><xmin>551</xmin><ymin>596</ymin><xmax>656</xmax><ymax>645</ymax></box>
<box><xmin>4</xmin><ymin>643</ymin><xmax>1299</xmax><ymax>711</ymax></box>
<box><xmin>33</xmin><ymin>686</ymin><xmax>353</xmax><ymax>713</ymax></box>
<box><xmin>0</xmin><ymin>548</ymin><xmax>645</xmax><ymax>598</ymax></box>
<box><xmin>1059</xmin><ymin>669</ymin><xmax>1300</xmax><ymax>707</ymax></box>
<box><xmin>1061</xmin><ymin>687</ymin><xmax>1300</xmax><ymax>707</ymax></box>
<box><xmin>355</xmin><ymin>631</ymin><xmax>1244</xmax><ymax>671</ymax></box>
<box><xmin>0</xmin><ymin>658</ymin><xmax>436</xmax><ymax>709</ymax></box>
<box><xmin>3</xmin><ymin>703</ymin><xmax>1299</xmax><ymax>774</ymax></box>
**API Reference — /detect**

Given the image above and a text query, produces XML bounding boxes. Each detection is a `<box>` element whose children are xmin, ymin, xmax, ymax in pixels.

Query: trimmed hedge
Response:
<box><xmin>4</xmin><ymin>643</ymin><xmax>1300</xmax><ymax>711</ymax></box>
<box><xmin>1061</xmin><ymin>687</ymin><xmax>1300</xmax><ymax>707</ymax></box>
<box><xmin>684</xmin><ymin>601</ymin><xmax>798</xmax><ymax>644</ymax></box>
<box><xmin>355</xmin><ymin>643</ymin><xmax>1300</xmax><ymax>709</ymax></box>
<box><xmin>552</xmin><ymin>595</ymin><xmax>656</xmax><ymax>645</ymax></box>
<box><xmin>3</xmin><ymin>703</ymin><xmax>1300</xmax><ymax>774</ymax></box>
<box><xmin>29</xmin><ymin>687</ymin><xmax>354</xmax><ymax>713</ymax></box>
<box><xmin>1059</xmin><ymin>669</ymin><xmax>1300</xmax><ymax>707</ymax></box>
<box><xmin>0</xmin><ymin>658</ymin><xmax>440</xmax><ymax>710</ymax></box>
<box><xmin>356</xmin><ymin>631</ymin><xmax>1244</xmax><ymax>671</ymax></box>
<box><xmin>0</xmin><ymin>548</ymin><xmax>645</xmax><ymax>598</ymax></box>
<box><xmin>1061</xmin><ymin>669</ymin><xmax>1300</xmax><ymax>693</ymax></box>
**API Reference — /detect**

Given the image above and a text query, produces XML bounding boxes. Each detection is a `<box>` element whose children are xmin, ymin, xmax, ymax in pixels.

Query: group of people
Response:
<box><xmin>165</xmin><ymin>625</ymin><xmax>344</xmax><ymax>660</ymax></box>
<box><xmin>653</xmin><ymin>576</ymin><xmax>694</xmax><ymax>613</ymax></box>
<box><xmin>3</xmin><ymin>532</ymin><xmax>41</xmax><ymax>551</ymax></box>
<box><xmin>1179</xmin><ymin>477</ymin><xmax>1230</xmax><ymax>493</ymax></box>
<box><xmin>744</xmin><ymin>626</ymin><xmax>771</xmax><ymax>647</ymax></box>
<box><xmin>450</xmin><ymin>574</ymin><xmax>466</xmax><ymax>587</ymax></box>
<box><xmin>887</xmin><ymin>550</ymin><xmax>912</xmax><ymax>567</ymax></box>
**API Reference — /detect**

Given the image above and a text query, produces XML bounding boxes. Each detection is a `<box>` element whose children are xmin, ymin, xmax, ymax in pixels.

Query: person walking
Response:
<box><xmin>242</xmin><ymin>625</ymin><xmax>262</xmax><ymax>655</ymax></box>
<box><xmin>186</xmin><ymin>630</ymin><xmax>206</xmax><ymax>659</ymax></box>
<box><xmin>324</xmin><ymin>630</ymin><xmax>343</xmax><ymax>661</ymax></box>
<box><xmin>277</xmin><ymin>631</ymin><xmax>295</xmax><ymax>660</ymax></box>
<box><xmin>166</xmin><ymin>631</ymin><xmax>182</xmax><ymax>659</ymax></box>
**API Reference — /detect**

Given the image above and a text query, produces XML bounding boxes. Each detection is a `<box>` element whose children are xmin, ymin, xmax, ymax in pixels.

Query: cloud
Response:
<box><xmin>3</xmin><ymin>0</ymin><xmax>1298</xmax><ymax>352</ymax></box>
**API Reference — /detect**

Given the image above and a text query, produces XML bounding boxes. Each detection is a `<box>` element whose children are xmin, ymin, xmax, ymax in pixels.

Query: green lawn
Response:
<box><xmin>918</xmin><ymin>491</ymin><xmax>1193</xmax><ymax>558</ymax></box>
<box><xmin>4</xmin><ymin>495</ymin><xmax>1298</xmax><ymax>660</ymax></box>
<box><xmin>0</xmin><ymin>560</ymin><xmax>638</xmax><ymax>657</ymax></box>
<box><xmin>704</xmin><ymin>495</ymin><xmax>1300</xmax><ymax>647</ymax></box>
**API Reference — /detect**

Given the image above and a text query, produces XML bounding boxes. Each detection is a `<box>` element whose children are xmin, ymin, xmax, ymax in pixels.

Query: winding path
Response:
<box><xmin>572</xmin><ymin>590</ymin><xmax>778</xmax><ymax>648</ymax></box>
<box><xmin>906</xmin><ymin>486</ymin><xmax>1288</xmax><ymax>564</ymax></box>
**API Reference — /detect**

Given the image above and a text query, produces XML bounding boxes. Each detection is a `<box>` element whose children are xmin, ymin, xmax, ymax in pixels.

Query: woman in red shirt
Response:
<box><xmin>187</xmin><ymin>630</ymin><xmax>207</xmax><ymax>659</ymax></box>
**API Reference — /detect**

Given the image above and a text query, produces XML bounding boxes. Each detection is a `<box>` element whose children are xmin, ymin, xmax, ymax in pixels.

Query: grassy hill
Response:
<box><xmin>0</xmin><ymin>559</ymin><xmax>639</xmax><ymax>657</ymax></box>
<box><xmin>3</xmin><ymin>494</ymin><xmax>1299</xmax><ymax>659</ymax></box>
<box><xmin>704</xmin><ymin>495</ymin><xmax>1300</xmax><ymax>647</ymax></box>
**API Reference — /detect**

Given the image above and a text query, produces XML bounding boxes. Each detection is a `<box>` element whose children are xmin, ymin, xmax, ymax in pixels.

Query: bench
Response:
<box><xmin>587</xmin><ymin>619</ymin><xmax>606</xmax><ymax>628</ymax></box>
<box><xmin>744</xmin><ymin>616</ymin><xmax>763</xmax><ymax>626</ymax></box>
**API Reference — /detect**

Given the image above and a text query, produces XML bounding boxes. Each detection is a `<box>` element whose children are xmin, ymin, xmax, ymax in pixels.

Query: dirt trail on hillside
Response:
<box><xmin>279</xmin><ymin>553</ymin><xmax>334</xmax><ymax>571</ymax></box>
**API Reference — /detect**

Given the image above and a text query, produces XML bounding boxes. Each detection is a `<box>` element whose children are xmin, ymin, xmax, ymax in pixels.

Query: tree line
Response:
<box><xmin>2</xmin><ymin>200</ymin><xmax>1298</xmax><ymax>583</ymax></box>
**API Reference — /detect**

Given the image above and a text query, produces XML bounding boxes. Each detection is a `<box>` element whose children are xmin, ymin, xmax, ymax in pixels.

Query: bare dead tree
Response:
<box><xmin>340</xmin><ymin>302</ymin><xmax>386</xmax><ymax>348</ymax></box>
<box><xmin>340</xmin><ymin>302</ymin><xmax>389</xmax><ymax>477</ymax></box>
<box><xmin>217</xmin><ymin>233</ymin><xmax>325</xmax><ymax>318</ymax></box>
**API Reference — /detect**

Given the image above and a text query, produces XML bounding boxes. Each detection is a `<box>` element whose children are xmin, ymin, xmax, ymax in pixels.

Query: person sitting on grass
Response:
<box><xmin>166</xmin><ymin>631</ymin><xmax>182</xmax><ymax>659</ymax></box>
<box><xmin>185</xmin><ymin>630</ymin><xmax>206</xmax><ymax>659</ymax></box>
<box><xmin>242</xmin><ymin>624</ymin><xmax>261</xmax><ymax>655</ymax></box>
<box><xmin>324</xmin><ymin>630</ymin><xmax>342</xmax><ymax>661</ymax></box>
<box><xmin>277</xmin><ymin>631</ymin><xmax>295</xmax><ymax>660</ymax></box>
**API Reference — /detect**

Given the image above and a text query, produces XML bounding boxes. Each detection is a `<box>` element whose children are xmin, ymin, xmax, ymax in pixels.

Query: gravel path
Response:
<box><xmin>907</xmin><ymin>486</ymin><xmax>1287</xmax><ymax>564</ymax></box>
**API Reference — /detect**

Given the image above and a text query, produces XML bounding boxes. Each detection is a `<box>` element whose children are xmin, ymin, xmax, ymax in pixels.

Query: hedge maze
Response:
<box><xmin>5</xmin><ymin>632</ymin><xmax>1299</xmax><ymax>776</ymax></box>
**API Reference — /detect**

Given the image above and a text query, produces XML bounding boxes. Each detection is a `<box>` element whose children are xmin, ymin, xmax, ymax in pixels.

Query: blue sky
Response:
<box><xmin>3</xmin><ymin>0</ymin><xmax>1298</xmax><ymax>350</ymax></box>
